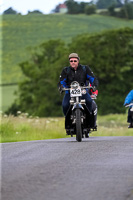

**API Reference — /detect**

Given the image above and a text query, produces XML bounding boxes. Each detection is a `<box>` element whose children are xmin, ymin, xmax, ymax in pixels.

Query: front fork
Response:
<box><xmin>71</xmin><ymin>97</ymin><xmax>85</xmax><ymax>124</ymax></box>
<box><xmin>71</xmin><ymin>109</ymin><xmax>85</xmax><ymax>124</ymax></box>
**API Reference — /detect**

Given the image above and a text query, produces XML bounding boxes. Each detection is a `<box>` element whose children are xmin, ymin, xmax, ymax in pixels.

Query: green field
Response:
<box><xmin>1</xmin><ymin>13</ymin><xmax>133</xmax><ymax>111</ymax></box>
<box><xmin>0</xmin><ymin>113</ymin><xmax>133</xmax><ymax>143</ymax></box>
<box><xmin>2</xmin><ymin>14</ymin><xmax>133</xmax><ymax>84</ymax></box>
<box><xmin>0</xmin><ymin>85</ymin><xmax>18</xmax><ymax>111</ymax></box>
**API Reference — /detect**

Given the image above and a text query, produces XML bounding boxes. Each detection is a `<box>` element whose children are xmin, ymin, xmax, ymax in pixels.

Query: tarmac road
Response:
<box><xmin>1</xmin><ymin>136</ymin><xmax>133</xmax><ymax>200</ymax></box>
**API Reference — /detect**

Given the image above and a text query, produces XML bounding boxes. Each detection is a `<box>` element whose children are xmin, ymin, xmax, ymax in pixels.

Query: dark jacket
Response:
<box><xmin>59</xmin><ymin>64</ymin><xmax>98</xmax><ymax>88</ymax></box>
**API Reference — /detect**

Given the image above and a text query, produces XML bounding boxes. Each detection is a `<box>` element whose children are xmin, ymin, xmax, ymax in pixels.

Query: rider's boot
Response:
<box><xmin>128</xmin><ymin>123</ymin><xmax>133</xmax><ymax>128</ymax></box>
<box><xmin>93</xmin><ymin>114</ymin><xmax>97</xmax><ymax>130</ymax></box>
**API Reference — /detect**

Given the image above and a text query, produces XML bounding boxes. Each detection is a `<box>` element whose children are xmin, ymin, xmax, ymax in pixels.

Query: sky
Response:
<box><xmin>0</xmin><ymin>0</ymin><xmax>92</xmax><ymax>15</ymax></box>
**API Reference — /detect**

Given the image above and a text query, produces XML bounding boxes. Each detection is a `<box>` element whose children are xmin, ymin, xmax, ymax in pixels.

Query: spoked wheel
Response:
<box><xmin>75</xmin><ymin>109</ymin><xmax>82</xmax><ymax>142</ymax></box>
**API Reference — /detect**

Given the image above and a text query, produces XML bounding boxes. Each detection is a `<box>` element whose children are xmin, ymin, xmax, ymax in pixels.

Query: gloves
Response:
<box><xmin>58</xmin><ymin>85</ymin><xmax>64</xmax><ymax>94</ymax></box>
<box><xmin>91</xmin><ymin>94</ymin><xmax>97</xmax><ymax>99</ymax></box>
<box><xmin>92</xmin><ymin>86</ymin><xmax>97</xmax><ymax>92</ymax></box>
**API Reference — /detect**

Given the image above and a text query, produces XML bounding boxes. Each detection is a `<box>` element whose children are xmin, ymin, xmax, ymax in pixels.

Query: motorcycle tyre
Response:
<box><xmin>75</xmin><ymin>109</ymin><xmax>82</xmax><ymax>142</ymax></box>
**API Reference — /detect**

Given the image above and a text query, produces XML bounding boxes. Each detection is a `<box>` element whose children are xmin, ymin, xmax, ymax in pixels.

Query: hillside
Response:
<box><xmin>2</xmin><ymin>13</ymin><xmax>133</xmax><ymax>84</ymax></box>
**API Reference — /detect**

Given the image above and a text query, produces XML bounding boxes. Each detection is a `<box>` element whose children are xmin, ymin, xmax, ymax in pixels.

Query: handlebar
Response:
<box><xmin>125</xmin><ymin>103</ymin><xmax>133</xmax><ymax>107</ymax></box>
<box><xmin>62</xmin><ymin>86</ymin><xmax>93</xmax><ymax>91</ymax></box>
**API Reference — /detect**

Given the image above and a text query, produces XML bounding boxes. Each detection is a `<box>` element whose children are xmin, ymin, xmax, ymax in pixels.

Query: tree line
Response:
<box><xmin>3</xmin><ymin>7</ymin><xmax>43</xmax><ymax>15</ymax></box>
<box><xmin>64</xmin><ymin>0</ymin><xmax>133</xmax><ymax>19</ymax></box>
<box><xmin>7</xmin><ymin>27</ymin><xmax>133</xmax><ymax>117</ymax></box>
<box><xmin>3</xmin><ymin>0</ymin><xmax>133</xmax><ymax>19</ymax></box>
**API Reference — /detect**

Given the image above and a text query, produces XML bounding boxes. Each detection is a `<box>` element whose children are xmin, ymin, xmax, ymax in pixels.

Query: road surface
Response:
<box><xmin>1</xmin><ymin>136</ymin><xmax>133</xmax><ymax>200</ymax></box>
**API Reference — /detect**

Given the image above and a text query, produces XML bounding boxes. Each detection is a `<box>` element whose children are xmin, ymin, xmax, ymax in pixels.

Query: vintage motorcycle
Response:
<box><xmin>62</xmin><ymin>81</ymin><xmax>97</xmax><ymax>142</ymax></box>
<box><xmin>125</xmin><ymin>103</ymin><xmax>133</xmax><ymax>127</ymax></box>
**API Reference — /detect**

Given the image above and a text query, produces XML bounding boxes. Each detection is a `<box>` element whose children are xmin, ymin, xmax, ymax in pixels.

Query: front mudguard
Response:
<box><xmin>65</xmin><ymin>104</ymin><xmax>84</xmax><ymax>129</ymax></box>
<box><xmin>72</xmin><ymin>103</ymin><xmax>84</xmax><ymax>110</ymax></box>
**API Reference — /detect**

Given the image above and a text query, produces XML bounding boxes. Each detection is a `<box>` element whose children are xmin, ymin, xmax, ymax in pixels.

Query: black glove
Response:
<box><xmin>92</xmin><ymin>86</ymin><xmax>96</xmax><ymax>92</ymax></box>
<box><xmin>58</xmin><ymin>85</ymin><xmax>64</xmax><ymax>94</ymax></box>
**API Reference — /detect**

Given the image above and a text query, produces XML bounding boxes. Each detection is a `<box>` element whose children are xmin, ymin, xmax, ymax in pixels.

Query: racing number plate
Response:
<box><xmin>70</xmin><ymin>87</ymin><xmax>82</xmax><ymax>97</ymax></box>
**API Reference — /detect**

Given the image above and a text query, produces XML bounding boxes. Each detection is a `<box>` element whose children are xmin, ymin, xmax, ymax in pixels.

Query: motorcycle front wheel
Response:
<box><xmin>75</xmin><ymin>109</ymin><xmax>82</xmax><ymax>142</ymax></box>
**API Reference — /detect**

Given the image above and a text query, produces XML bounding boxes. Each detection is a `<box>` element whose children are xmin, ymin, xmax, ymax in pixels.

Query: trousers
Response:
<box><xmin>62</xmin><ymin>93</ymin><xmax>92</xmax><ymax>116</ymax></box>
<box><xmin>127</xmin><ymin>108</ymin><xmax>133</xmax><ymax>123</ymax></box>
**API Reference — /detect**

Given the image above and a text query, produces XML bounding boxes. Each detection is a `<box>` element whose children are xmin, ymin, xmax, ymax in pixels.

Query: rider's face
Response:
<box><xmin>69</xmin><ymin>58</ymin><xmax>79</xmax><ymax>70</ymax></box>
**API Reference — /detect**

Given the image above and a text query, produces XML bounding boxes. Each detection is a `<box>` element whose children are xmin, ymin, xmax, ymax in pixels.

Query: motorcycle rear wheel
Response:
<box><xmin>75</xmin><ymin>109</ymin><xmax>82</xmax><ymax>142</ymax></box>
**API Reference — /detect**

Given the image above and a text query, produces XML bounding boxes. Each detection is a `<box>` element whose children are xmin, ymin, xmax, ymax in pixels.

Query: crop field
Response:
<box><xmin>0</xmin><ymin>113</ymin><xmax>133</xmax><ymax>143</ymax></box>
<box><xmin>1</xmin><ymin>14</ymin><xmax>133</xmax><ymax>111</ymax></box>
<box><xmin>0</xmin><ymin>85</ymin><xmax>18</xmax><ymax>111</ymax></box>
<box><xmin>2</xmin><ymin>14</ymin><xmax>133</xmax><ymax>84</ymax></box>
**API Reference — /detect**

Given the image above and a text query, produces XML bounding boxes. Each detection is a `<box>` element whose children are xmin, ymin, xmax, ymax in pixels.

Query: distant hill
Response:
<box><xmin>1</xmin><ymin>14</ymin><xmax>133</xmax><ymax>84</ymax></box>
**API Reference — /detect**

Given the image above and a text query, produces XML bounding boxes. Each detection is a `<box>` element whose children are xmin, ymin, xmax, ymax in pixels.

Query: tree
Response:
<box><xmin>78</xmin><ymin>2</ymin><xmax>87</xmax><ymax>13</ymax></box>
<box><xmin>108</xmin><ymin>4</ymin><xmax>116</xmax><ymax>16</ymax></box>
<box><xmin>65</xmin><ymin>0</ymin><xmax>80</xmax><ymax>14</ymax></box>
<box><xmin>8</xmin><ymin>28</ymin><xmax>133</xmax><ymax>116</ymax></box>
<box><xmin>116</xmin><ymin>0</ymin><xmax>123</xmax><ymax>7</ymax></box>
<box><xmin>53</xmin><ymin>5</ymin><xmax>60</xmax><ymax>13</ymax></box>
<box><xmin>119</xmin><ymin>2</ymin><xmax>133</xmax><ymax>19</ymax></box>
<box><xmin>68</xmin><ymin>28</ymin><xmax>133</xmax><ymax>114</ymax></box>
<box><xmin>3</xmin><ymin>7</ymin><xmax>18</xmax><ymax>14</ymax></box>
<box><xmin>85</xmin><ymin>4</ymin><xmax>96</xmax><ymax>15</ymax></box>
<box><xmin>27</xmin><ymin>10</ymin><xmax>43</xmax><ymax>14</ymax></box>
<box><xmin>12</xmin><ymin>39</ymin><xmax>68</xmax><ymax>117</ymax></box>
<box><xmin>96</xmin><ymin>0</ymin><xmax>120</xmax><ymax>9</ymax></box>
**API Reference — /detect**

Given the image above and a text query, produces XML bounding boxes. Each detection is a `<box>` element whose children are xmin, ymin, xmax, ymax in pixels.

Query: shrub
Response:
<box><xmin>85</xmin><ymin>5</ymin><xmax>97</xmax><ymax>15</ymax></box>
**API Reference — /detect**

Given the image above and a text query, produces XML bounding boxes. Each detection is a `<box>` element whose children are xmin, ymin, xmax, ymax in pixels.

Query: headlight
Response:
<box><xmin>82</xmin><ymin>89</ymin><xmax>86</xmax><ymax>94</ymax></box>
<box><xmin>71</xmin><ymin>81</ymin><xmax>79</xmax><ymax>89</ymax></box>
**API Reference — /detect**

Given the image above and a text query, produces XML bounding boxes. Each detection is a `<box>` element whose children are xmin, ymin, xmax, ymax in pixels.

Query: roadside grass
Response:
<box><xmin>0</xmin><ymin>113</ymin><xmax>133</xmax><ymax>143</ymax></box>
<box><xmin>0</xmin><ymin>114</ymin><xmax>66</xmax><ymax>143</ymax></box>
<box><xmin>96</xmin><ymin>114</ymin><xmax>133</xmax><ymax>136</ymax></box>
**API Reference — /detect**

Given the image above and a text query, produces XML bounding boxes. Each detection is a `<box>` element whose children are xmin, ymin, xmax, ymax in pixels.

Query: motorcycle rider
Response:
<box><xmin>58</xmin><ymin>53</ymin><xmax>98</xmax><ymax>121</ymax></box>
<box><xmin>124</xmin><ymin>89</ymin><xmax>133</xmax><ymax>128</ymax></box>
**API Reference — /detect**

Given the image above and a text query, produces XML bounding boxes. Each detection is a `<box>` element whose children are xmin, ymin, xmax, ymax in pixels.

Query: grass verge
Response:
<box><xmin>0</xmin><ymin>113</ymin><xmax>133</xmax><ymax>143</ymax></box>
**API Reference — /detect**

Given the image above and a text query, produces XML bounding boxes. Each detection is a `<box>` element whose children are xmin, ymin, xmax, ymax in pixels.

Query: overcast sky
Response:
<box><xmin>0</xmin><ymin>0</ymin><xmax>92</xmax><ymax>14</ymax></box>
